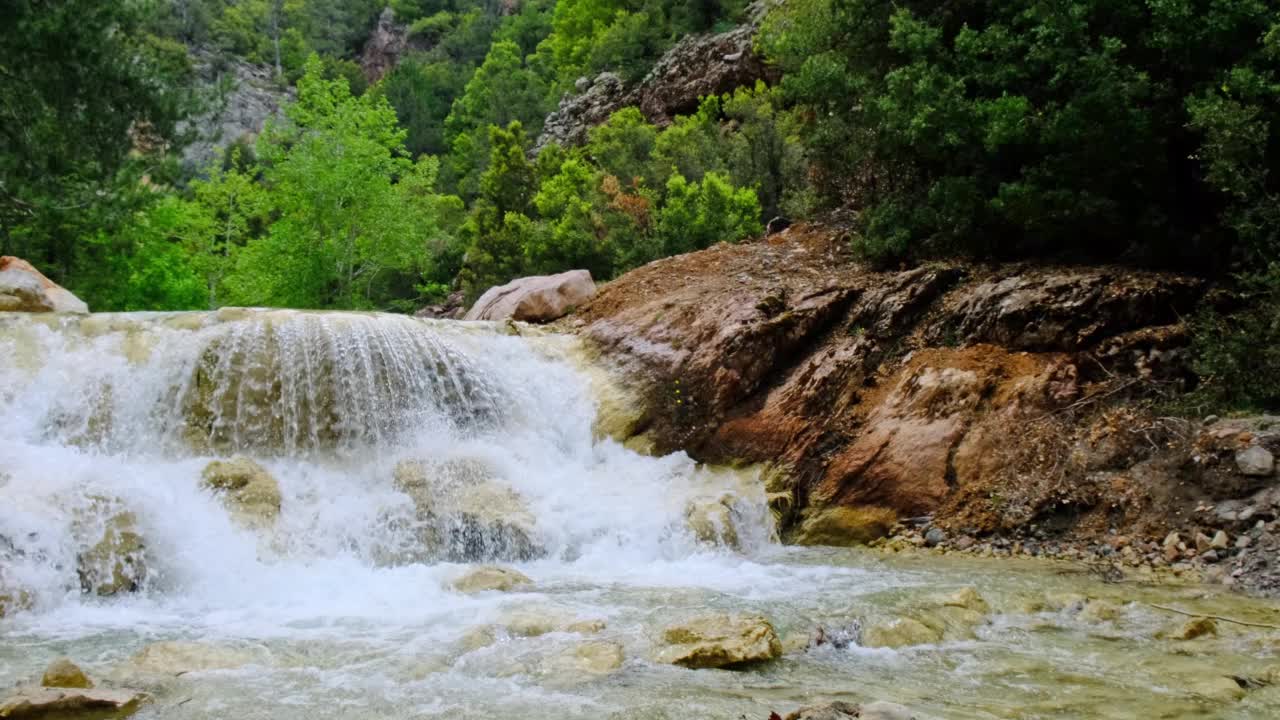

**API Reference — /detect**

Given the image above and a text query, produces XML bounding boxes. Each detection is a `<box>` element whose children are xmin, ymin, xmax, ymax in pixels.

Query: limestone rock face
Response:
<box><xmin>41</xmin><ymin>659</ymin><xmax>93</xmax><ymax>689</ymax></box>
<box><xmin>77</xmin><ymin>509</ymin><xmax>147</xmax><ymax>596</ymax></box>
<box><xmin>656</xmin><ymin>614</ymin><xmax>782</xmax><ymax>669</ymax></box>
<box><xmin>0</xmin><ymin>687</ymin><xmax>147</xmax><ymax>720</ymax></box>
<box><xmin>451</xmin><ymin>565</ymin><xmax>532</xmax><ymax>594</ymax></box>
<box><xmin>0</xmin><ymin>256</ymin><xmax>89</xmax><ymax>313</ymax></box>
<box><xmin>178</xmin><ymin>49</ymin><xmax>293</xmax><ymax>173</ymax></box>
<box><xmin>200</xmin><ymin>457</ymin><xmax>282</xmax><ymax>529</ymax></box>
<box><xmin>464</xmin><ymin>270</ymin><xmax>597</xmax><ymax>323</ymax></box>
<box><xmin>359</xmin><ymin>8</ymin><xmax>410</xmax><ymax>83</ymax></box>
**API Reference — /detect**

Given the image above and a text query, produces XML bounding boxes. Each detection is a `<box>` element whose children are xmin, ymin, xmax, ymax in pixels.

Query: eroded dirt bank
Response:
<box><xmin>572</xmin><ymin>224</ymin><xmax>1280</xmax><ymax>596</ymax></box>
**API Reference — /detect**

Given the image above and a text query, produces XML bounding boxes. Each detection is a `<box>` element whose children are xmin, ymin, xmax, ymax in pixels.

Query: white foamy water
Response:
<box><xmin>2</xmin><ymin>310</ymin><xmax>1278</xmax><ymax>719</ymax></box>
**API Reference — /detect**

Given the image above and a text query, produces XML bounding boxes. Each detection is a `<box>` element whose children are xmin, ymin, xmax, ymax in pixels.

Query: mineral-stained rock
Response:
<box><xmin>451</xmin><ymin>565</ymin><xmax>532</xmax><ymax>594</ymax></box>
<box><xmin>1171</xmin><ymin>617</ymin><xmax>1218</xmax><ymax>640</ymax></box>
<box><xmin>656</xmin><ymin>613</ymin><xmax>782</xmax><ymax>669</ymax></box>
<box><xmin>0</xmin><ymin>687</ymin><xmax>147</xmax><ymax>720</ymax></box>
<box><xmin>0</xmin><ymin>256</ymin><xmax>89</xmax><ymax>313</ymax></box>
<box><xmin>464</xmin><ymin>270</ymin><xmax>597</xmax><ymax>323</ymax></box>
<box><xmin>200</xmin><ymin>457</ymin><xmax>282</xmax><ymax>529</ymax></box>
<box><xmin>41</xmin><ymin>659</ymin><xmax>93</xmax><ymax>689</ymax></box>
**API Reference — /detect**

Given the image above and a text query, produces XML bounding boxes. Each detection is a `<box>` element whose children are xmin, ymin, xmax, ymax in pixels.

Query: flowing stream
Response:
<box><xmin>1</xmin><ymin>309</ymin><xmax>1279</xmax><ymax>719</ymax></box>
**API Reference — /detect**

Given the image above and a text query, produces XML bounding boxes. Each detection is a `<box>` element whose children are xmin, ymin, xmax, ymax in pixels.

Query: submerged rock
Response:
<box><xmin>41</xmin><ymin>659</ymin><xmax>93</xmax><ymax>689</ymax></box>
<box><xmin>451</xmin><ymin>565</ymin><xmax>532</xmax><ymax>594</ymax></box>
<box><xmin>0</xmin><ymin>256</ymin><xmax>89</xmax><ymax>313</ymax></box>
<box><xmin>128</xmin><ymin>641</ymin><xmax>259</xmax><ymax>675</ymax></box>
<box><xmin>0</xmin><ymin>583</ymin><xmax>33</xmax><ymax>619</ymax></box>
<box><xmin>861</xmin><ymin>617</ymin><xmax>943</xmax><ymax>649</ymax></box>
<box><xmin>464</xmin><ymin>269</ymin><xmax>597</xmax><ymax>323</ymax></box>
<box><xmin>77</xmin><ymin>509</ymin><xmax>147</xmax><ymax>596</ymax></box>
<box><xmin>0</xmin><ymin>687</ymin><xmax>147</xmax><ymax>720</ymax></box>
<box><xmin>541</xmin><ymin>640</ymin><xmax>625</xmax><ymax>682</ymax></box>
<box><xmin>783</xmin><ymin>701</ymin><xmax>917</xmax><ymax>720</ymax></box>
<box><xmin>200</xmin><ymin>457</ymin><xmax>282</xmax><ymax>529</ymax></box>
<box><xmin>1171</xmin><ymin>617</ymin><xmax>1218</xmax><ymax>640</ymax></box>
<box><xmin>656</xmin><ymin>613</ymin><xmax>782</xmax><ymax>669</ymax></box>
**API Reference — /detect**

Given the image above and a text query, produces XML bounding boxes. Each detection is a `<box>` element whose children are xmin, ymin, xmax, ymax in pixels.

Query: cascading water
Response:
<box><xmin>2</xmin><ymin>310</ymin><xmax>1279</xmax><ymax>719</ymax></box>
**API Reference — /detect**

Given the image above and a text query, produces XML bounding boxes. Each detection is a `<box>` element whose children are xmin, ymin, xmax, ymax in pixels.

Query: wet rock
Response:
<box><xmin>684</xmin><ymin>494</ymin><xmax>741</xmax><ymax>548</ymax></box>
<box><xmin>1188</xmin><ymin>676</ymin><xmax>1246</xmax><ymax>702</ymax></box>
<box><xmin>1172</xmin><ymin>617</ymin><xmax>1218</xmax><ymax>640</ymax></box>
<box><xmin>451</xmin><ymin>565</ymin><xmax>532</xmax><ymax>594</ymax></box>
<box><xmin>200</xmin><ymin>457</ymin><xmax>282</xmax><ymax>529</ymax></box>
<box><xmin>1078</xmin><ymin>599</ymin><xmax>1122</xmax><ymax>623</ymax></box>
<box><xmin>464</xmin><ymin>269</ymin><xmax>597</xmax><ymax>323</ymax></box>
<box><xmin>500</xmin><ymin>608</ymin><xmax>579</xmax><ymax>637</ymax></box>
<box><xmin>128</xmin><ymin>641</ymin><xmax>258</xmax><ymax>675</ymax></box>
<box><xmin>924</xmin><ymin>527</ymin><xmax>946</xmax><ymax>547</ymax></box>
<box><xmin>794</xmin><ymin>506</ymin><xmax>897</xmax><ymax>547</ymax></box>
<box><xmin>41</xmin><ymin>659</ymin><xmax>93</xmax><ymax>689</ymax></box>
<box><xmin>1235</xmin><ymin>445</ymin><xmax>1274</xmax><ymax>477</ymax></box>
<box><xmin>860</xmin><ymin>617</ymin><xmax>942</xmax><ymax>649</ymax></box>
<box><xmin>544</xmin><ymin>640</ymin><xmax>625</xmax><ymax>678</ymax></box>
<box><xmin>566</xmin><ymin>619</ymin><xmax>607</xmax><ymax>634</ymax></box>
<box><xmin>0</xmin><ymin>583</ymin><xmax>33</xmax><ymax>619</ymax></box>
<box><xmin>656</xmin><ymin>614</ymin><xmax>782</xmax><ymax>669</ymax></box>
<box><xmin>456</xmin><ymin>625</ymin><xmax>499</xmax><ymax>653</ymax></box>
<box><xmin>0</xmin><ymin>687</ymin><xmax>147</xmax><ymax>719</ymax></box>
<box><xmin>394</xmin><ymin>459</ymin><xmax>540</xmax><ymax>562</ymax></box>
<box><xmin>77</xmin><ymin>510</ymin><xmax>147</xmax><ymax>596</ymax></box>
<box><xmin>0</xmin><ymin>256</ymin><xmax>89</xmax><ymax>313</ymax></box>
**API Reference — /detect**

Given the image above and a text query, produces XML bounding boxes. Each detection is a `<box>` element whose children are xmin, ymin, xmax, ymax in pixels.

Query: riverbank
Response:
<box><xmin>572</xmin><ymin>222</ymin><xmax>1280</xmax><ymax>600</ymax></box>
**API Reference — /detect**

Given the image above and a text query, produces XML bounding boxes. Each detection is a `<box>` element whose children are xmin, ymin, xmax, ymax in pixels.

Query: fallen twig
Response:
<box><xmin>1145</xmin><ymin>602</ymin><xmax>1280</xmax><ymax>630</ymax></box>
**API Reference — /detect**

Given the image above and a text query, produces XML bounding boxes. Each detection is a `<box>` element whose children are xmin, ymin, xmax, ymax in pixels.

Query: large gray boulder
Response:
<box><xmin>0</xmin><ymin>256</ymin><xmax>89</xmax><ymax>313</ymax></box>
<box><xmin>464</xmin><ymin>270</ymin><xmax>596</xmax><ymax>323</ymax></box>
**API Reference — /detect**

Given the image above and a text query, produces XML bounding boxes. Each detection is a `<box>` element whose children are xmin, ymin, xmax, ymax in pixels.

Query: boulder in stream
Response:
<box><xmin>656</xmin><ymin>613</ymin><xmax>782</xmax><ymax>669</ymax></box>
<box><xmin>41</xmin><ymin>658</ymin><xmax>93</xmax><ymax>689</ymax></box>
<box><xmin>200</xmin><ymin>457</ymin><xmax>282</xmax><ymax>529</ymax></box>
<box><xmin>0</xmin><ymin>687</ymin><xmax>147</xmax><ymax>720</ymax></box>
<box><xmin>451</xmin><ymin>565</ymin><xmax>532</xmax><ymax>594</ymax></box>
<box><xmin>77</xmin><ymin>509</ymin><xmax>147</xmax><ymax>596</ymax></box>
<box><xmin>128</xmin><ymin>641</ymin><xmax>260</xmax><ymax>676</ymax></box>
<box><xmin>394</xmin><ymin>459</ymin><xmax>540</xmax><ymax>562</ymax></box>
<box><xmin>0</xmin><ymin>256</ymin><xmax>89</xmax><ymax>313</ymax></box>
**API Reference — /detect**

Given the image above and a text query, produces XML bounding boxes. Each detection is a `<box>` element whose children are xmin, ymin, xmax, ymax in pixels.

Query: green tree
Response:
<box><xmin>224</xmin><ymin>56</ymin><xmax>445</xmax><ymax>309</ymax></box>
<box><xmin>656</xmin><ymin>171</ymin><xmax>761</xmax><ymax>255</ymax></box>
<box><xmin>444</xmin><ymin>40</ymin><xmax>552</xmax><ymax>197</ymax></box>
<box><xmin>458</xmin><ymin>121</ymin><xmax>538</xmax><ymax>298</ymax></box>
<box><xmin>0</xmin><ymin>0</ymin><xmax>191</xmax><ymax>295</ymax></box>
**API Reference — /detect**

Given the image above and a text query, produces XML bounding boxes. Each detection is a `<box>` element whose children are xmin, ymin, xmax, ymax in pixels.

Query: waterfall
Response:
<box><xmin>0</xmin><ymin>309</ymin><xmax>772</xmax><ymax>619</ymax></box>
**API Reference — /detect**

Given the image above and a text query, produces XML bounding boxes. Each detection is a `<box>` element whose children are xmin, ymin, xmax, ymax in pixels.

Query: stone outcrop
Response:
<box><xmin>179</xmin><ymin>49</ymin><xmax>293</xmax><ymax>173</ymax></box>
<box><xmin>576</xmin><ymin>223</ymin><xmax>1214</xmax><ymax>550</ymax></box>
<box><xmin>128</xmin><ymin>641</ymin><xmax>258</xmax><ymax>676</ymax></box>
<box><xmin>655</xmin><ymin>613</ymin><xmax>782</xmax><ymax>668</ymax></box>
<box><xmin>536</xmin><ymin>3</ymin><xmax>780</xmax><ymax>151</ymax></box>
<box><xmin>200</xmin><ymin>457</ymin><xmax>283</xmax><ymax>529</ymax></box>
<box><xmin>359</xmin><ymin>8</ymin><xmax>425</xmax><ymax>83</ymax></box>
<box><xmin>464</xmin><ymin>269</ymin><xmax>597</xmax><ymax>323</ymax></box>
<box><xmin>0</xmin><ymin>257</ymin><xmax>89</xmax><ymax>313</ymax></box>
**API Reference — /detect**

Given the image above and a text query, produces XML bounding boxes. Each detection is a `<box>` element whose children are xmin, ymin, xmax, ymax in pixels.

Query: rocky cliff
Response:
<box><xmin>179</xmin><ymin>49</ymin><xmax>293</xmax><ymax>172</ymax></box>
<box><xmin>575</xmin><ymin>224</ymin><xmax>1280</xmax><ymax>595</ymax></box>
<box><xmin>536</xmin><ymin>4</ymin><xmax>779</xmax><ymax>151</ymax></box>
